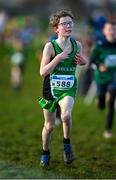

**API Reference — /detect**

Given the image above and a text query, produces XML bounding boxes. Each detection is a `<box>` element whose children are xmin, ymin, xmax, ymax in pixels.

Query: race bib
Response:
<box><xmin>105</xmin><ymin>55</ymin><xmax>116</xmax><ymax>67</ymax></box>
<box><xmin>51</xmin><ymin>75</ymin><xmax>74</xmax><ymax>89</ymax></box>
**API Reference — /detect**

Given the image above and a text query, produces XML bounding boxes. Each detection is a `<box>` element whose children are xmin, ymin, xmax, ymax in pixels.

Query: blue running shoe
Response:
<box><xmin>63</xmin><ymin>144</ymin><xmax>74</xmax><ymax>164</ymax></box>
<box><xmin>40</xmin><ymin>154</ymin><xmax>50</xmax><ymax>166</ymax></box>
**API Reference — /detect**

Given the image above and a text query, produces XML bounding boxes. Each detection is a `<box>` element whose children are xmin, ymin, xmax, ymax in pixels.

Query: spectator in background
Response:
<box><xmin>10</xmin><ymin>16</ymin><xmax>38</xmax><ymax>91</ymax></box>
<box><xmin>90</xmin><ymin>21</ymin><xmax>116</xmax><ymax>139</ymax></box>
<box><xmin>10</xmin><ymin>32</ymin><xmax>25</xmax><ymax>91</ymax></box>
<box><xmin>94</xmin><ymin>15</ymin><xmax>107</xmax><ymax>41</ymax></box>
<box><xmin>20</xmin><ymin>17</ymin><xmax>37</xmax><ymax>60</ymax></box>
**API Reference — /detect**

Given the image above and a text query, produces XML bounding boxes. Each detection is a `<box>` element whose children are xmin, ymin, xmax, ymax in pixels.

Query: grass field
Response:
<box><xmin>0</xmin><ymin>45</ymin><xmax>116</xmax><ymax>179</ymax></box>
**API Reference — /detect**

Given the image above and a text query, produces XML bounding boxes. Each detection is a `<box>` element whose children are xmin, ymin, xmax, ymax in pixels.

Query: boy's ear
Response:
<box><xmin>53</xmin><ymin>26</ymin><xmax>58</xmax><ymax>33</ymax></box>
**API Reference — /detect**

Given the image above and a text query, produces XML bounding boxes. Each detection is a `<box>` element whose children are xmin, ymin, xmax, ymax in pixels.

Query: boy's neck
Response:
<box><xmin>56</xmin><ymin>36</ymin><xmax>72</xmax><ymax>52</ymax></box>
<box><xmin>56</xmin><ymin>35</ymin><xmax>71</xmax><ymax>46</ymax></box>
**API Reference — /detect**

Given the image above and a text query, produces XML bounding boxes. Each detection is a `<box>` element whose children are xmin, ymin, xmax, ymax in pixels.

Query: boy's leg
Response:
<box><xmin>42</xmin><ymin>109</ymin><xmax>55</xmax><ymax>151</ymax></box>
<box><xmin>58</xmin><ymin>96</ymin><xmax>74</xmax><ymax>138</ymax></box>
<box><xmin>40</xmin><ymin>109</ymin><xmax>55</xmax><ymax>166</ymax></box>
<box><xmin>58</xmin><ymin>96</ymin><xmax>74</xmax><ymax>164</ymax></box>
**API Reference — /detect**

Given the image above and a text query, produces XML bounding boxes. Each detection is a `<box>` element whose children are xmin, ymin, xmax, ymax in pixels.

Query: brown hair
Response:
<box><xmin>49</xmin><ymin>10</ymin><xmax>74</xmax><ymax>27</ymax></box>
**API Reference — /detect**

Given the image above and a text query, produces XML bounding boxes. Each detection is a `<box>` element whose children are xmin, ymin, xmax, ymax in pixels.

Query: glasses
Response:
<box><xmin>58</xmin><ymin>21</ymin><xmax>73</xmax><ymax>28</ymax></box>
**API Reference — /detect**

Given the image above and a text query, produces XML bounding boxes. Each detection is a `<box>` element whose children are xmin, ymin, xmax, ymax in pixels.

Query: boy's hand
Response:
<box><xmin>57</xmin><ymin>50</ymin><xmax>69</xmax><ymax>61</ymax></box>
<box><xmin>73</xmin><ymin>53</ymin><xmax>87</xmax><ymax>65</ymax></box>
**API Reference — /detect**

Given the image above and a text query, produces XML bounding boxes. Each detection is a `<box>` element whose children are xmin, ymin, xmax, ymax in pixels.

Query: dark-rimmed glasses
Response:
<box><xmin>58</xmin><ymin>21</ymin><xmax>73</xmax><ymax>28</ymax></box>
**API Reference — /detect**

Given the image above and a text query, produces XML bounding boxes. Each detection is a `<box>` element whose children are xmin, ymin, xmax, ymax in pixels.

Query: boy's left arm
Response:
<box><xmin>73</xmin><ymin>41</ymin><xmax>88</xmax><ymax>65</ymax></box>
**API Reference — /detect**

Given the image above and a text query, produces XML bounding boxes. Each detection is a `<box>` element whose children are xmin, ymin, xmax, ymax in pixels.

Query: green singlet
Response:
<box><xmin>38</xmin><ymin>38</ymin><xmax>78</xmax><ymax>112</ymax></box>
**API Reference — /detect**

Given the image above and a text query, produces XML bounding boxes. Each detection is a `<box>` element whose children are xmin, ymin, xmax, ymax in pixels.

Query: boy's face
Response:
<box><xmin>103</xmin><ymin>23</ymin><xmax>115</xmax><ymax>41</ymax></box>
<box><xmin>56</xmin><ymin>16</ymin><xmax>73</xmax><ymax>37</ymax></box>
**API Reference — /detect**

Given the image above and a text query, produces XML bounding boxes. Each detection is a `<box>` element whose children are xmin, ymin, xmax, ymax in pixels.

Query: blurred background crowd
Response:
<box><xmin>0</xmin><ymin>0</ymin><xmax>115</xmax><ymax>93</ymax></box>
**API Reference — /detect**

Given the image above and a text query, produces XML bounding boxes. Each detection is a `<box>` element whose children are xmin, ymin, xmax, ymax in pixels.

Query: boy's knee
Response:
<box><xmin>61</xmin><ymin>111</ymin><xmax>71</xmax><ymax>123</ymax></box>
<box><xmin>44</xmin><ymin>123</ymin><xmax>54</xmax><ymax>133</ymax></box>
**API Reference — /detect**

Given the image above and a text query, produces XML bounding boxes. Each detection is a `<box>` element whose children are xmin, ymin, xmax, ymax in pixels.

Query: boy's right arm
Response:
<box><xmin>40</xmin><ymin>42</ymin><xmax>69</xmax><ymax>77</ymax></box>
